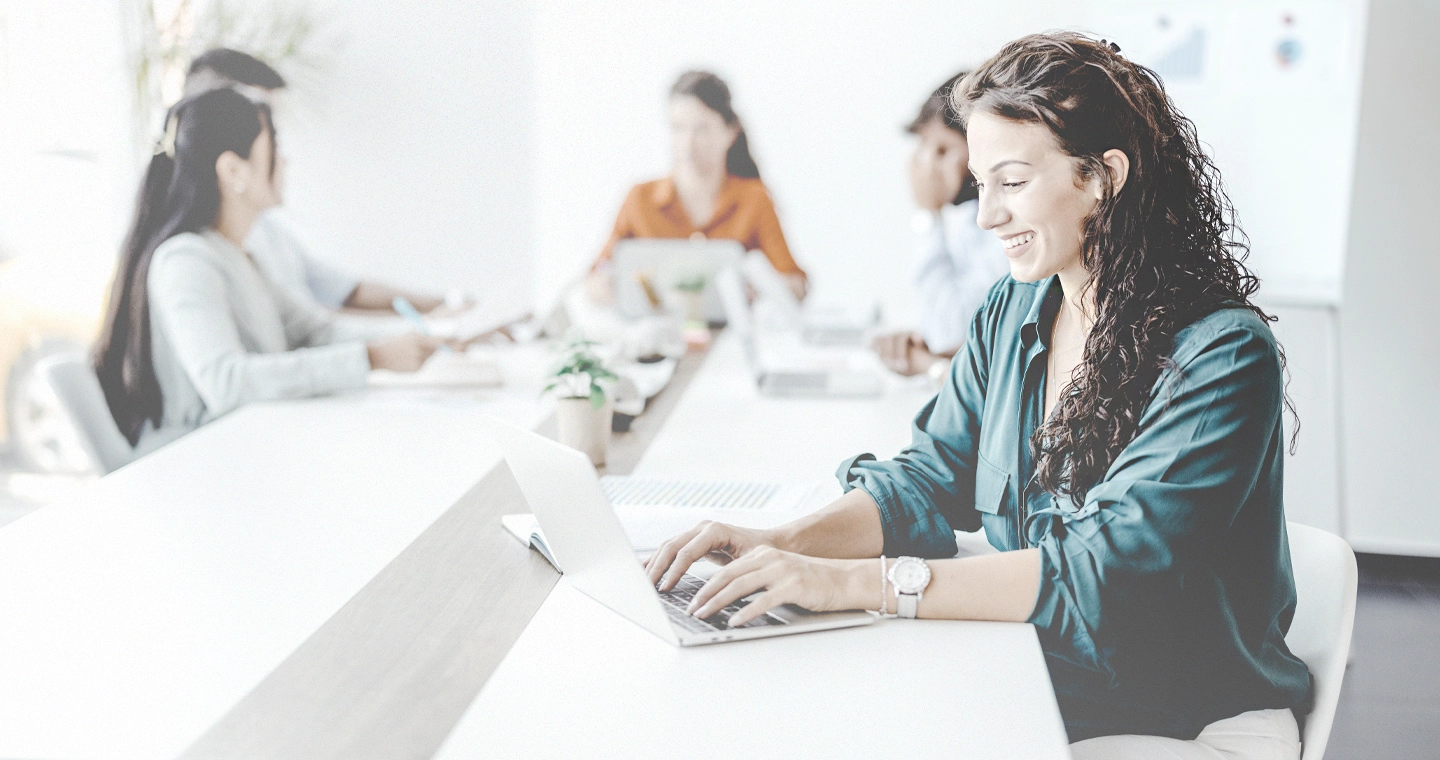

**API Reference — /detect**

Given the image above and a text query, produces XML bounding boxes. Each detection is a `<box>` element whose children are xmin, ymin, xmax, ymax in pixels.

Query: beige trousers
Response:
<box><xmin>1069</xmin><ymin>709</ymin><xmax>1301</xmax><ymax>760</ymax></box>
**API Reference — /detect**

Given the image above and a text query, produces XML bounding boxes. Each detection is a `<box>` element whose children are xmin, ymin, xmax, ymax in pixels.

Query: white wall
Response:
<box><xmin>530</xmin><ymin>0</ymin><xmax>1368</xmax><ymax>315</ymax></box>
<box><xmin>275</xmin><ymin>1</ymin><xmax>1354</xmax><ymax>540</ymax></box>
<box><xmin>275</xmin><ymin>0</ymin><xmax>534</xmax><ymax>316</ymax></box>
<box><xmin>530</xmin><ymin>0</ymin><xmax>1087</xmax><ymax>321</ymax></box>
<box><xmin>1338</xmin><ymin>0</ymin><xmax>1440</xmax><ymax>555</ymax></box>
<box><xmin>2</xmin><ymin>1</ymin><xmax>1373</xmax><ymax>539</ymax></box>
<box><xmin>264</xmin><ymin>0</ymin><xmax>1369</xmax><ymax>326</ymax></box>
<box><xmin>1261</xmin><ymin>303</ymin><xmax>1343</xmax><ymax>534</ymax></box>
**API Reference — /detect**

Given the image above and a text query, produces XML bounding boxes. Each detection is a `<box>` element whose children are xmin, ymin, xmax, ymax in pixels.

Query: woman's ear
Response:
<box><xmin>1097</xmin><ymin>149</ymin><xmax>1130</xmax><ymax>199</ymax></box>
<box><xmin>214</xmin><ymin>150</ymin><xmax>248</xmax><ymax>196</ymax></box>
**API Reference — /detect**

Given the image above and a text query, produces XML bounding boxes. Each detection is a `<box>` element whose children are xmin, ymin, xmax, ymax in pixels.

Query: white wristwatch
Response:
<box><xmin>887</xmin><ymin>556</ymin><xmax>932</xmax><ymax>619</ymax></box>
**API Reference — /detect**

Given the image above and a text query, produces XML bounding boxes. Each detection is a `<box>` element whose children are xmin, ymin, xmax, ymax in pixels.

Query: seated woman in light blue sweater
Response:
<box><xmin>94</xmin><ymin>88</ymin><xmax>441</xmax><ymax>455</ymax></box>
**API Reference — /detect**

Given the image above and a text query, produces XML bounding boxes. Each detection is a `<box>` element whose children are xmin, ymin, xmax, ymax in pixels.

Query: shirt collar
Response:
<box><xmin>652</xmin><ymin>175</ymin><xmax>742</xmax><ymax>230</ymax></box>
<box><xmin>1020</xmin><ymin>275</ymin><xmax>1064</xmax><ymax>350</ymax></box>
<box><xmin>203</xmin><ymin>228</ymin><xmax>242</xmax><ymax>255</ymax></box>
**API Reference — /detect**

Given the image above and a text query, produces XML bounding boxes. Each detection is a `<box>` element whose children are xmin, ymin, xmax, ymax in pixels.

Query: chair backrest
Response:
<box><xmin>1284</xmin><ymin>521</ymin><xmax>1358</xmax><ymax>760</ymax></box>
<box><xmin>37</xmin><ymin>352</ymin><xmax>133</xmax><ymax>474</ymax></box>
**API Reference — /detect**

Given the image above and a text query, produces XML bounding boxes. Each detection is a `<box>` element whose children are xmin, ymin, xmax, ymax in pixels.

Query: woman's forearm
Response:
<box><xmin>910</xmin><ymin>550</ymin><xmax>1041</xmax><ymax>622</ymax></box>
<box><xmin>346</xmin><ymin>281</ymin><xmax>444</xmax><ymax>313</ymax></box>
<box><xmin>694</xmin><ymin>527</ymin><xmax>1042</xmax><ymax>625</ymax></box>
<box><xmin>831</xmin><ymin>549</ymin><xmax>1040</xmax><ymax>623</ymax></box>
<box><xmin>770</xmin><ymin>488</ymin><xmax>886</xmax><ymax>559</ymax></box>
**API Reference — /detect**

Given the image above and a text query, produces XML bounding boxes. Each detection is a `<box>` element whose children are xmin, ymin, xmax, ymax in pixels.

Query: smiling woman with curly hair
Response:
<box><xmin>645</xmin><ymin>32</ymin><xmax>1310</xmax><ymax>758</ymax></box>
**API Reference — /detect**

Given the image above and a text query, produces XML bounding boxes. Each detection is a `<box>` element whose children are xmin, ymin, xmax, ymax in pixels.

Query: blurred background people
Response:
<box><xmin>588</xmin><ymin>70</ymin><xmax>808</xmax><ymax>304</ymax></box>
<box><xmin>871</xmin><ymin>72</ymin><xmax>1009</xmax><ymax>377</ymax></box>
<box><xmin>93</xmin><ymin>88</ymin><xmax>441</xmax><ymax>455</ymax></box>
<box><xmin>184</xmin><ymin>48</ymin><xmax>453</xmax><ymax>317</ymax></box>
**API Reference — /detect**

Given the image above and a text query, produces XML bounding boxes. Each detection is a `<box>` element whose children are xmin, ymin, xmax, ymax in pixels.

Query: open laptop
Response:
<box><xmin>485</xmin><ymin>416</ymin><xmax>875</xmax><ymax>646</ymax></box>
<box><xmin>611</xmin><ymin>238</ymin><xmax>745</xmax><ymax>322</ymax></box>
<box><xmin>714</xmin><ymin>267</ymin><xmax>884</xmax><ymax>398</ymax></box>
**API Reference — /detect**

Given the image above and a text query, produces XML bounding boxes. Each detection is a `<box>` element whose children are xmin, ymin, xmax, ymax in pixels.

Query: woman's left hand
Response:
<box><xmin>686</xmin><ymin>545</ymin><xmax>868</xmax><ymax>628</ymax></box>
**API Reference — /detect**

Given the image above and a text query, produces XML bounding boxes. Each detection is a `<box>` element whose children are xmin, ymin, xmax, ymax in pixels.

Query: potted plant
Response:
<box><xmin>664</xmin><ymin>273</ymin><xmax>708</xmax><ymax>326</ymax></box>
<box><xmin>543</xmin><ymin>336</ymin><xmax>619</xmax><ymax>465</ymax></box>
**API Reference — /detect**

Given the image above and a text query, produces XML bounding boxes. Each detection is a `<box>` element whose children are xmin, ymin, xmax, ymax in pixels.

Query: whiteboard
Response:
<box><xmin>1086</xmin><ymin>0</ymin><xmax>1369</xmax><ymax>305</ymax></box>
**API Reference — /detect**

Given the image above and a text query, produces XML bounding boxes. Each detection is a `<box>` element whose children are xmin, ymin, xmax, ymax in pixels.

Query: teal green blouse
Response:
<box><xmin>839</xmin><ymin>276</ymin><xmax>1311</xmax><ymax>742</ymax></box>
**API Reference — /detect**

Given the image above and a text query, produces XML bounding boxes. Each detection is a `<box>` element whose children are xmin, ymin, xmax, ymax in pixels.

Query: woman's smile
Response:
<box><xmin>1000</xmin><ymin>231</ymin><xmax>1036</xmax><ymax>259</ymax></box>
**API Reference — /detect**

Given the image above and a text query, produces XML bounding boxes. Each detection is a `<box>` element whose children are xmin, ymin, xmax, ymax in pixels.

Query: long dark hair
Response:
<box><xmin>94</xmin><ymin>88</ymin><xmax>273</xmax><ymax>446</ymax></box>
<box><xmin>954</xmin><ymin>33</ymin><xmax>1292</xmax><ymax>504</ymax></box>
<box><xmin>907</xmin><ymin>71</ymin><xmax>977</xmax><ymax>205</ymax></box>
<box><xmin>670</xmin><ymin>70</ymin><xmax>760</xmax><ymax>179</ymax></box>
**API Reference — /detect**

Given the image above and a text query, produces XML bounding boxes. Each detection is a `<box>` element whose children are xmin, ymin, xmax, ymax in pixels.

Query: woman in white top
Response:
<box><xmin>94</xmin><ymin>88</ymin><xmax>440</xmax><ymax>454</ymax></box>
<box><xmin>872</xmin><ymin>72</ymin><xmax>1011</xmax><ymax>377</ymax></box>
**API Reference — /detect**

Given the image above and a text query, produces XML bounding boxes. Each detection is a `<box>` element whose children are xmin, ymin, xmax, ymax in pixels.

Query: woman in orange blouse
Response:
<box><xmin>591</xmin><ymin>71</ymin><xmax>808</xmax><ymax>301</ymax></box>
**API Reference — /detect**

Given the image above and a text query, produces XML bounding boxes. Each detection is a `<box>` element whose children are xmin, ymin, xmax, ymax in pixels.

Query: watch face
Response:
<box><xmin>891</xmin><ymin>559</ymin><xmax>931</xmax><ymax>594</ymax></box>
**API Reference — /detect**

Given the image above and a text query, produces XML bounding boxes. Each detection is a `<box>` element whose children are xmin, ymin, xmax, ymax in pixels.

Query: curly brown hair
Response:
<box><xmin>953</xmin><ymin>32</ymin><xmax>1293</xmax><ymax>504</ymax></box>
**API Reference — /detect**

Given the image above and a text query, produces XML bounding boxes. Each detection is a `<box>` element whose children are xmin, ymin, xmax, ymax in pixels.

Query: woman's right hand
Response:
<box><xmin>366</xmin><ymin>333</ymin><xmax>446</xmax><ymax>372</ymax></box>
<box><xmin>871</xmin><ymin>331</ymin><xmax>943</xmax><ymax>377</ymax></box>
<box><xmin>644</xmin><ymin>520</ymin><xmax>780</xmax><ymax>591</ymax></box>
<box><xmin>583</xmin><ymin>268</ymin><xmax>615</xmax><ymax>305</ymax></box>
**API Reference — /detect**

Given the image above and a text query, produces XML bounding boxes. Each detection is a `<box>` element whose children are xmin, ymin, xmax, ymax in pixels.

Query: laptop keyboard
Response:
<box><xmin>761</xmin><ymin>372</ymin><xmax>828</xmax><ymax>393</ymax></box>
<box><xmin>658</xmin><ymin>574</ymin><xmax>787</xmax><ymax>633</ymax></box>
<box><xmin>601</xmin><ymin>478</ymin><xmax>779</xmax><ymax>510</ymax></box>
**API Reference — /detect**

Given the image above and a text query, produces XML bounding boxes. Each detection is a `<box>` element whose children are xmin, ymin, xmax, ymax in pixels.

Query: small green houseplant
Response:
<box><xmin>667</xmin><ymin>273</ymin><xmax>708</xmax><ymax>325</ymax></box>
<box><xmin>543</xmin><ymin>336</ymin><xmax>618</xmax><ymax>408</ymax></box>
<box><xmin>544</xmin><ymin>335</ymin><xmax>619</xmax><ymax>465</ymax></box>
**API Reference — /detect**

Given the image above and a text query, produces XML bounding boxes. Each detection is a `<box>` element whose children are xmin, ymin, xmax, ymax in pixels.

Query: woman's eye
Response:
<box><xmin>1003</xmin><ymin>181</ymin><xmax>1026</xmax><ymax>189</ymax></box>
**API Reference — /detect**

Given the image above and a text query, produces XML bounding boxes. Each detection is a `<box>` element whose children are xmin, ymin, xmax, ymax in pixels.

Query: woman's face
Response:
<box><xmin>966</xmin><ymin>112</ymin><xmax>1100</xmax><ymax>284</ymax></box>
<box><xmin>246</xmin><ymin>126</ymin><xmax>285</xmax><ymax>208</ymax></box>
<box><xmin>669</xmin><ymin>94</ymin><xmax>739</xmax><ymax>179</ymax></box>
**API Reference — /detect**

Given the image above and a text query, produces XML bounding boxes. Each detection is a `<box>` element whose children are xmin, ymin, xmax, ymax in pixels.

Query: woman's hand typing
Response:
<box><xmin>644</xmin><ymin>520</ymin><xmax>779</xmax><ymax>591</ymax></box>
<box><xmin>643</xmin><ymin>490</ymin><xmax>899</xmax><ymax>625</ymax></box>
<box><xmin>684</xmin><ymin>545</ymin><xmax>870</xmax><ymax>628</ymax></box>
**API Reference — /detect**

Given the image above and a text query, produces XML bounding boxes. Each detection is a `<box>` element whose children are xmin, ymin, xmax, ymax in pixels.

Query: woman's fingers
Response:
<box><xmin>727</xmin><ymin>591</ymin><xmax>785</xmax><ymax>628</ymax></box>
<box><xmin>685</xmin><ymin>555</ymin><xmax>755</xmax><ymax>613</ymax></box>
<box><xmin>659</xmin><ymin>522</ymin><xmax>734</xmax><ymax>591</ymax></box>
<box><xmin>644</xmin><ymin>524</ymin><xmax>705</xmax><ymax>585</ymax></box>
<box><xmin>689</xmin><ymin>565</ymin><xmax>775</xmax><ymax>619</ymax></box>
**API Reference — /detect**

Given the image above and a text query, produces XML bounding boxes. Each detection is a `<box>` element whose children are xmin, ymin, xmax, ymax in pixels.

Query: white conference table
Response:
<box><xmin>0</xmin><ymin>399</ymin><xmax>542</xmax><ymax>760</ymax></box>
<box><xmin>0</xmin><ymin>332</ymin><xmax>1069</xmax><ymax>760</ymax></box>
<box><xmin>432</xmin><ymin>331</ymin><xmax>1070</xmax><ymax>760</ymax></box>
<box><xmin>0</xmin><ymin>342</ymin><xmax>560</xmax><ymax>760</ymax></box>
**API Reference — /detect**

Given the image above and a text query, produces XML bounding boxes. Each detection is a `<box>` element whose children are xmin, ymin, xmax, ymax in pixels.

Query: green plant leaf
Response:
<box><xmin>589</xmin><ymin>384</ymin><xmax>606</xmax><ymax>409</ymax></box>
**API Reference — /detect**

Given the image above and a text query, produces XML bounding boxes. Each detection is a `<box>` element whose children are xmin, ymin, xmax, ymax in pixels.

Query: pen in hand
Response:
<box><xmin>393</xmin><ymin>296</ymin><xmax>451</xmax><ymax>354</ymax></box>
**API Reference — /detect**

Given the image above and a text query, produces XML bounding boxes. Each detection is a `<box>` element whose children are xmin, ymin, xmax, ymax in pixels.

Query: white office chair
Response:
<box><xmin>1284</xmin><ymin>521</ymin><xmax>1358</xmax><ymax>760</ymax></box>
<box><xmin>37</xmin><ymin>352</ymin><xmax>133</xmax><ymax>474</ymax></box>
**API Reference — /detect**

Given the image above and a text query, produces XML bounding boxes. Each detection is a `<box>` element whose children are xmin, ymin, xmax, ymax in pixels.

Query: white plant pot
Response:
<box><xmin>555</xmin><ymin>397</ymin><xmax>613</xmax><ymax>466</ymax></box>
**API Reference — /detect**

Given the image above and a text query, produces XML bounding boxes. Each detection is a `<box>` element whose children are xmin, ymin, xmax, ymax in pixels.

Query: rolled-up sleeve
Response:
<box><xmin>837</xmin><ymin>295</ymin><xmax>998</xmax><ymax>558</ymax></box>
<box><xmin>1026</xmin><ymin>321</ymin><xmax>1283</xmax><ymax>677</ymax></box>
